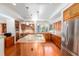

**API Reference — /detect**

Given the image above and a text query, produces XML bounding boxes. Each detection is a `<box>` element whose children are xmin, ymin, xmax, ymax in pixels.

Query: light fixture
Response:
<box><xmin>26</xmin><ymin>22</ymin><xmax>29</xmax><ymax>25</ymax></box>
<box><xmin>12</xmin><ymin>3</ymin><xmax>16</xmax><ymax>6</ymax></box>
<box><xmin>32</xmin><ymin>14</ymin><xmax>38</xmax><ymax>21</ymax></box>
<box><xmin>32</xmin><ymin>11</ymin><xmax>39</xmax><ymax>21</ymax></box>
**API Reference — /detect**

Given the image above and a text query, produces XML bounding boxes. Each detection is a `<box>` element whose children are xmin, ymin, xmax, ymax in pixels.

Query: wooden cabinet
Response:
<box><xmin>70</xmin><ymin>4</ymin><xmax>79</xmax><ymax>18</ymax></box>
<box><xmin>43</xmin><ymin>33</ymin><xmax>52</xmax><ymax>42</ymax></box>
<box><xmin>42</xmin><ymin>32</ymin><xmax>61</xmax><ymax>49</ymax></box>
<box><xmin>21</xmin><ymin>24</ymin><xmax>26</xmax><ymax>31</ymax></box>
<box><xmin>64</xmin><ymin>9</ymin><xmax>71</xmax><ymax>20</ymax></box>
<box><xmin>16</xmin><ymin>43</ymin><xmax>43</xmax><ymax>56</ymax></box>
<box><xmin>51</xmin><ymin>34</ymin><xmax>61</xmax><ymax>49</ymax></box>
<box><xmin>16</xmin><ymin>42</ymin><xmax>61</xmax><ymax>56</ymax></box>
<box><xmin>53</xmin><ymin>21</ymin><xmax>61</xmax><ymax>31</ymax></box>
<box><xmin>0</xmin><ymin>23</ymin><xmax>6</xmax><ymax>33</ymax></box>
<box><xmin>15</xmin><ymin>21</ymin><xmax>19</xmax><ymax>31</ymax></box>
<box><xmin>5</xmin><ymin>36</ymin><xmax>14</xmax><ymax>48</ymax></box>
<box><xmin>2</xmin><ymin>23</ymin><xmax>6</xmax><ymax>33</ymax></box>
<box><xmin>64</xmin><ymin>3</ymin><xmax>79</xmax><ymax>21</ymax></box>
<box><xmin>21</xmin><ymin>24</ymin><xmax>35</xmax><ymax>31</ymax></box>
<box><xmin>15</xmin><ymin>20</ymin><xmax>20</xmax><ymax>41</ymax></box>
<box><xmin>20</xmin><ymin>21</ymin><xmax>35</xmax><ymax>37</ymax></box>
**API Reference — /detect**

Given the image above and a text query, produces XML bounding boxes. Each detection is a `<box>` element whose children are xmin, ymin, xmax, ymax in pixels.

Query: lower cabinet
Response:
<box><xmin>5</xmin><ymin>36</ymin><xmax>14</xmax><ymax>48</ymax></box>
<box><xmin>51</xmin><ymin>34</ymin><xmax>61</xmax><ymax>49</ymax></box>
<box><xmin>43</xmin><ymin>33</ymin><xmax>61</xmax><ymax>49</ymax></box>
<box><xmin>16</xmin><ymin>43</ymin><xmax>44</xmax><ymax>56</ymax></box>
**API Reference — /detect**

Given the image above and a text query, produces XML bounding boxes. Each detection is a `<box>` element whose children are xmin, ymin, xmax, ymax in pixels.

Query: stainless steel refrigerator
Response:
<box><xmin>62</xmin><ymin>18</ymin><xmax>79</xmax><ymax>55</ymax></box>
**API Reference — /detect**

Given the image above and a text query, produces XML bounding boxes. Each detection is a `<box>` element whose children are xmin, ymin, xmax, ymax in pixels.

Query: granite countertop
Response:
<box><xmin>17</xmin><ymin>34</ymin><xmax>45</xmax><ymax>43</ymax></box>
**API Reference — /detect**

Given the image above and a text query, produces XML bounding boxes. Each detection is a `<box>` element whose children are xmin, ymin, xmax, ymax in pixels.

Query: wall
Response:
<box><xmin>0</xmin><ymin>36</ymin><xmax>4</xmax><ymax>56</ymax></box>
<box><xmin>0</xmin><ymin>19</ymin><xmax>6</xmax><ymax>56</ymax></box>
<box><xmin>6</xmin><ymin>19</ymin><xmax>16</xmax><ymax>36</ymax></box>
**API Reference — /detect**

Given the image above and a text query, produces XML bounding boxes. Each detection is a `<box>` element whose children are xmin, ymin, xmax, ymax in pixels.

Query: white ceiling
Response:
<box><xmin>0</xmin><ymin>3</ymin><xmax>70</xmax><ymax>22</ymax></box>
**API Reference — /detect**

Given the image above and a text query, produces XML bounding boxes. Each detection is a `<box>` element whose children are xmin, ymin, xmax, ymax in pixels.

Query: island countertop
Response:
<box><xmin>17</xmin><ymin>34</ymin><xmax>45</xmax><ymax>43</ymax></box>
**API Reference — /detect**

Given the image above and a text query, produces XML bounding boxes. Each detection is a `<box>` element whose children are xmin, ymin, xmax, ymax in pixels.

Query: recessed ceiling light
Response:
<box><xmin>26</xmin><ymin>22</ymin><xmax>29</xmax><ymax>25</ymax></box>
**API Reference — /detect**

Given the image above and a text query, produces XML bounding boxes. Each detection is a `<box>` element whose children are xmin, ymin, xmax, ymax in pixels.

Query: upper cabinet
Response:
<box><xmin>0</xmin><ymin>23</ymin><xmax>6</xmax><ymax>34</ymax></box>
<box><xmin>64</xmin><ymin>9</ymin><xmax>71</xmax><ymax>20</ymax></box>
<box><xmin>53</xmin><ymin>21</ymin><xmax>61</xmax><ymax>31</ymax></box>
<box><xmin>20</xmin><ymin>21</ymin><xmax>35</xmax><ymax>33</ymax></box>
<box><xmin>15</xmin><ymin>20</ymin><xmax>20</xmax><ymax>32</ymax></box>
<box><xmin>64</xmin><ymin>3</ymin><xmax>79</xmax><ymax>21</ymax></box>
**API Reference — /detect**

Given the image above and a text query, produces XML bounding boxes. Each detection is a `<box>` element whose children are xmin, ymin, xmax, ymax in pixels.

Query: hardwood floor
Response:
<box><xmin>5</xmin><ymin>42</ymin><xmax>62</xmax><ymax>56</ymax></box>
<box><xmin>43</xmin><ymin>43</ymin><xmax>61</xmax><ymax>56</ymax></box>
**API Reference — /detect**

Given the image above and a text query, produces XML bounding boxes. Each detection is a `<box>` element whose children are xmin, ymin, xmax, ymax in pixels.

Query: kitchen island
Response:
<box><xmin>16</xmin><ymin>33</ymin><xmax>61</xmax><ymax>56</ymax></box>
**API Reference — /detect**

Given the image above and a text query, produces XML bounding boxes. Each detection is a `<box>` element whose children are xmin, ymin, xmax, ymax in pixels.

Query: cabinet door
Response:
<box><xmin>2</xmin><ymin>24</ymin><xmax>6</xmax><ymax>33</ymax></box>
<box><xmin>16</xmin><ymin>43</ymin><xmax>43</xmax><ymax>56</ymax></box>
<box><xmin>64</xmin><ymin>4</ymin><xmax>79</xmax><ymax>21</ymax></box>
<box><xmin>70</xmin><ymin>4</ymin><xmax>79</xmax><ymax>18</ymax></box>
<box><xmin>64</xmin><ymin>9</ymin><xmax>71</xmax><ymax>21</ymax></box>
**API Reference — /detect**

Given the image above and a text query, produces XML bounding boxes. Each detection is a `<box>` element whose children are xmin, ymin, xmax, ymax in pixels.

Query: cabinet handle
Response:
<box><xmin>31</xmin><ymin>48</ymin><xmax>33</xmax><ymax>51</ymax></box>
